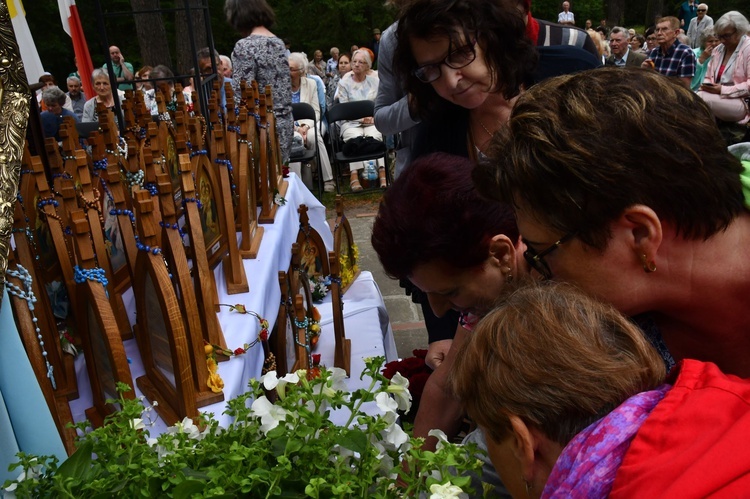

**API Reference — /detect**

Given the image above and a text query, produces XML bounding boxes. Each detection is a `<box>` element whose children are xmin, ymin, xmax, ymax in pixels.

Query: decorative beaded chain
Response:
<box><xmin>125</xmin><ymin>169</ymin><xmax>145</xmax><ymax>189</ymax></box>
<box><xmin>190</xmin><ymin>149</ymin><xmax>208</xmax><ymax>159</ymax></box>
<box><xmin>293</xmin><ymin>316</ymin><xmax>314</xmax><ymax>368</ymax></box>
<box><xmin>215</xmin><ymin>158</ymin><xmax>237</xmax><ymax>193</ymax></box>
<box><xmin>134</xmin><ymin>236</ymin><xmax>173</xmax><ymax>279</ymax></box>
<box><xmin>14</xmin><ymin>193</ymin><xmax>40</xmax><ymax>264</ymax></box>
<box><xmin>159</xmin><ymin>220</ymin><xmax>186</xmax><ymax>238</ymax></box>
<box><xmin>74</xmin><ymin>265</ymin><xmax>109</xmax><ymax>288</ymax></box>
<box><xmin>6</xmin><ymin>265</ymin><xmax>56</xmax><ymax>389</ymax></box>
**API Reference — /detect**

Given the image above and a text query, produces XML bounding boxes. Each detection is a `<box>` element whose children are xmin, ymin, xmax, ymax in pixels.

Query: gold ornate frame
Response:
<box><xmin>0</xmin><ymin>1</ymin><xmax>31</xmax><ymax>305</ymax></box>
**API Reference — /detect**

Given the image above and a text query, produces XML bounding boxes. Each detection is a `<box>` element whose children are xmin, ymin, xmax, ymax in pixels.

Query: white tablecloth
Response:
<box><xmin>69</xmin><ymin>174</ymin><xmax>397</xmax><ymax>434</ymax></box>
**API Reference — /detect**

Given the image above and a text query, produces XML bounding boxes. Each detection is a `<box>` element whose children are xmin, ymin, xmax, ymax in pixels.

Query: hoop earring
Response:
<box><xmin>640</xmin><ymin>254</ymin><xmax>657</xmax><ymax>273</ymax></box>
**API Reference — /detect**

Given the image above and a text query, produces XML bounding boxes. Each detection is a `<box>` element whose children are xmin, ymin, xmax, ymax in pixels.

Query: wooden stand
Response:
<box><xmin>179</xmin><ymin>154</ymin><xmax>226</xmax><ymax>348</ymax></box>
<box><xmin>257</xmin><ymin>93</ymin><xmax>278</xmax><ymax>224</ymax></box>
<box><xmin>131</xmin><ymin>189</ymin><xmax>202</xmax><ymax>426</ymax></box>
<box><xmin>156</xmin><ymin>173</ymin><xmax>224</xmax><ymax>407</ymax></box>
<box><xmin>70</xmin><ymin>210</ymin><xmax>135</xmax><ymax>428</ymax></box>
<box><xmin>263</xmin><ymin>85</ymin><xmax>288</xmax><ymax>198</ymax></box>
<box><xmin>237</xmin><ymin>108</ymin><xmax>263</xmax><ymax>259</ymax></box>
<box><xmin>296</xmin><ymin>204</ymin><xmax>330</xmax><ymax>278</ymax></box>
<box><xmin>328</xmin><ymin>251</ymin><xmax>351</xmax><ymax>376</ymax></box>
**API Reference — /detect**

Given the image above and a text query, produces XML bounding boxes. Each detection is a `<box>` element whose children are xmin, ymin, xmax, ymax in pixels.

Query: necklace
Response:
<box><xmin>478</xmin><ymin>119</ymin><xmax>496</xmax><ymax>138</ymax></box>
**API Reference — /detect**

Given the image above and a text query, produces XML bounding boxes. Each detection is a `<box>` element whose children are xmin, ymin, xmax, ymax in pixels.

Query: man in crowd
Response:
<box><xmin>106</xmin><ymin>45</ymin><xmax>134</xmax><ymax>91</ymax></box>
<box><xmin>370</xmin><ymin>28</ymin><xmax>381</xmax><ymax>64</ymax></box>
<box><xmin>326</xmin><ymin>47</ymin><xmax>339</xmax><ymax>80</ymax></box>
<box><xmin>308</xmin><ymin>50</ymin><xmax>327</xmax><ymax>83</ymax></box>
<box><xmin>197</xmin><ymin>47</ymin><xmax>233</xmax><ymax>109</ymax></box>
<box><xmin>66</xmin><ymin>75</ymin><xmax>85</xmax><ymax>120</ymax></box>
<box><xmin>558</xmin><ymin>1</ymin><xmax>575</xmax><ymax>26</ymax></box>
<box><xmin>644</xmin><ymin>16</ymin><xmax>695</xmax><ymax>87</ymax></box>
<box><xmin>687</xmin><ymin>3</ymin><xmax>713</xmax><ymax>48</ymax></box>
<box><xmin>40</xmin><ymin>86</ymin><xmax>79</xmax><ymax>141</ymax></box>
<box><xmin>606</xmin><ymin>26</ymin><xmax>647</xmax><ymax>66</ymax></box>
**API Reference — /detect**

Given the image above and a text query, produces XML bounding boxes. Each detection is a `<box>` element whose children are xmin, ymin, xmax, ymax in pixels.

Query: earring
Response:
<box><xmin>502</xmin><ymin>266</ymin><xmax>513</xmax><ymax>283</ymax></box>
<box><xmin>523</xmin><ymin>478</ymin><xmax>533</xmax><ymax>496</ymax></box>
<box><xmin>640</xmin><ymin>254</ymin><xmax>657</xmax><ymax>273</ymax></box>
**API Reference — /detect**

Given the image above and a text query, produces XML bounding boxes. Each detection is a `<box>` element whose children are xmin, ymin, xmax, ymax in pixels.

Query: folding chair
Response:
<box><xmin>326</xmin><ymin>100</ymin><xmax>390</xmax><ymax>194</ymax></box>
<box><xmin>290</xmin><ymin>102</ymin><xmax>323</xmax><ymax>197</ymax></box>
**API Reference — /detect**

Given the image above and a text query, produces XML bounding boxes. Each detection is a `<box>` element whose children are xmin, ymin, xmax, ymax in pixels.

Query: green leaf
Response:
<box><xmin>338</xmin><ymin>429</ymin><xmax>368</xmax><ymax>455</ymax></box>
<box><xmin>56</xmin><ymin>440</ymin><xmax>93</xmax><ymax>480</ymax></box>
<box><xmin>172</xmin><ymin>479</ymin><xmax>206</xmax><ymax>498</ymax></box>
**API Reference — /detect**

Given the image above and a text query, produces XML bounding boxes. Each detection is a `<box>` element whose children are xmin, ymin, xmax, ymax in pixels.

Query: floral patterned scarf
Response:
<box><xmin>542</xmin><ymin>385</ymin><xmax>670</xmax><ymax>498</ymax></box>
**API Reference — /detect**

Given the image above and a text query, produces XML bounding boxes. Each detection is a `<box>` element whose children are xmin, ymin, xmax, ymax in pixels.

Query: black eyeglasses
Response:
<box><xmin>697</xmin><ymin>8</ymin><xmax>707</xmax><ymax>11</ymax></box>
<box><xmin>413</xmin><ymin>40</ymin><xmax>477</xmax><ymax>84</ymax></box>
<box><xmin>522</xmin><ymin>232</ymin><xmax>577</xmax><ymax>280</ymax></box>
<box><xmin>718</xmin><ymin>29</ymin><xmax>737</xmax><ymax>40</ymax></box>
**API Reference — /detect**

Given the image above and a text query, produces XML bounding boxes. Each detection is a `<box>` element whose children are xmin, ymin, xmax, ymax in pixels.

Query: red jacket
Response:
<box><xmin>611</xmin><ymin>360</ymin><xmax>750</xmax><ymax>497</ymax></box>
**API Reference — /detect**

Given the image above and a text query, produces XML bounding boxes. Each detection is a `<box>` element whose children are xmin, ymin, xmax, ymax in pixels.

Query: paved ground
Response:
<box><xmin>329</xmin><ymin>204</ymin><xmax>428</xmax><ymax>360</ymax></box>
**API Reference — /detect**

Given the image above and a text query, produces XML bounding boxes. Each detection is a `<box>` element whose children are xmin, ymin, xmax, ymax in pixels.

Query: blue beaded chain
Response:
<box><xmin>51</xmin><ymin>172</ymin><xmax>73</xmax><ymax>180</ymax></box>
<box><xmin>74</xmin><ymin>265</ymin><xmax>109</xmax><ymax>288</ymax></box>
<box><xmin>227</xmin><ymin>125</ymin><xmax>240</xmax><ymax>133</ymax></box>
<box><xmin>110</xmin><ymin>208</ymin><xmax>136</xmax><ymax>225</ymax></box>
<box><xmin>134</xmin><ymin>236</ymin><xmax>172</xmax><ymax>278</ymax></box>
<box><xmin>143</xmin><ymin>182</ymin><xmax>158</xmax><ymax>196</ymax></box>
<box><xmin>190</xmin><ymin>149</ymin><xmax>208</xmax><ymax>158</ymax></box>
<box><xmin>159</xmin><ymin>220</ymin><xmax>186</xmax><ymax>237</ymax></box>
<box><xmin>15</xmin><ymin>194</ymin><xmax>40</xmax><ymax>263</ymax></box>
<box><xmin>182</xmin><ymin>197</ymin><xmax>203</xmax><ymax>210</ymax></box>
<box><xmin>6</xmin><ymin>265</ymin><xmax>56</xmax><ymax>389</ymax></box>
<box><xmin>37</xmin><ymin>197</ymin><xmax>59</xmax><ymax>210</ymax></box>
<box><xmin>215</xmin><ymin>158</ymin><xmax>237</xmax><ymax>192</ymax></box>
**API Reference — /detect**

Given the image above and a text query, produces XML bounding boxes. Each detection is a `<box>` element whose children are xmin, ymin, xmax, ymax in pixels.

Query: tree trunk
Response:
<box><xmin>130</xmin><ymin>0</ymin><xmax>172</xmax><ymax>68</ymax></box>
<box><xmin>607</xmin><ymin>0</ymin><xmax>625</xmax><ymax>26</ymax></box>
<box><xmin>176</xmin><ymin>0</ymin><xmax>208</xmax><ymax>74</ymax></box>
<box><xmin>645</xmin><ymin>0</ymin><xmax>666</xmax><ymax>27</ymax></box>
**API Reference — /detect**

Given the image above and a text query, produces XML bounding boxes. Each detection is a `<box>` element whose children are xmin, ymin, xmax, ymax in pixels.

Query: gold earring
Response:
<box><xmin>640</xmin><ymin>254</ymin><xmax>656</xmax><ymax>273</ymax></box>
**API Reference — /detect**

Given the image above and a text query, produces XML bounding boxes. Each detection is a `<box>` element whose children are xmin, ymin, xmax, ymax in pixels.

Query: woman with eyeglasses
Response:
<box><xmin>371</xmin><ymin>152</ymin><xmax>528</xmax><ymax>494</ymax></box>
<box><xmin>475</xmin><ymin>66</ymin><xmax>750</xmax><ymax>379</ymax></box>
<box><xmin>698</xmin><ymin>11</ymin><xmax>750</xmax><ymax>125</ymax></box>
<box><xmin>336</xmin><ymin>49</ymin><xmax>386</xmax><ymax>190</ymax></box>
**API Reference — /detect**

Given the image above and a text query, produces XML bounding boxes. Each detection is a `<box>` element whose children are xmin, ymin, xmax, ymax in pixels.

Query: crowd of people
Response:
<box><xmin>31</xmin><ymin>0</ymin><xmax>750</xmax><ymax>495</ymax></box>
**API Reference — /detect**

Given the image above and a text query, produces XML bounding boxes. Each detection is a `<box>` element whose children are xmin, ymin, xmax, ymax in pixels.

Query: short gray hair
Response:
<box><xmin>42</xmin><ymin>86</ymin><xmax>66</xmax><ymax>106</ymax></box>
<box><xmin>288</xmin><ymin>52</ymin><xmax>307</xmax><ymax>75</ymax></box>
<box><xmin>609</xmin><ymin>26</ymin><xmax>629</xmax><ymax>40</ymax></box>
<box><xmin>91</xmin><ymin>68</ymin><xmax>109</xmax><ymax>83</ymax></box>
<box><xmin>150</xmin><ymin>64</ymin><xmax>174</xmax><ymax>81</ymax></box>
<box><xmin>66</xmin><ymin>75</ymin><xmax>81</xmax><ymax>85</ymax></box>
<box><xmin>714</xmin><ymin>11</ymin><xmax>750</xmax><ymax>37</ymax></box>
<box><xmin>352</xmin><ymin>49</ymin><xmax>372</xmax><ymax>68</ymax></box>
<box><xmin>220</xmin><ymin>54</ymin><xmax>232</xmax><ymax>70</ymax></box>
<box><xmin>698</xmin><ymin>26</ymin><xmax>717</xmax><ymax>48</ymax></box>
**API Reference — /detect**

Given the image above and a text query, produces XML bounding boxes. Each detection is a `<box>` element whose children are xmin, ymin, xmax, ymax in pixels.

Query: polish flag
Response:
<box><xmin>59</xmin><ymin>0</ymin><xmax>95</xmax><ymax>99</ymax></box>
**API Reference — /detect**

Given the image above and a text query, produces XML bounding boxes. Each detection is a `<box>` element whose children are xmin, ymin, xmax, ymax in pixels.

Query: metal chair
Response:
<box><xmin>290</xmin><ymin>102</ymin><xmax>323</xmax><ymax>198</ymax></box>
<box><xmin>326</xmin><ymin>100</ymin><xmax>390</xmax><ymax>194</ymax></box>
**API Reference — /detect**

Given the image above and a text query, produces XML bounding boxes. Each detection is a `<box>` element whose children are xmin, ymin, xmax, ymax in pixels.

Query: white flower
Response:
<box><xmin>168</xmin><ymin>417</ymin><xmax>201</xmax><ymax>440</ymax></box>
<box><xmin>429</xmin><ymin>482</ymin><xmax>465</xmax><ymax>498</ymax></box>
<box><xmin>383</xmin><ymin>422</ymin><xmax>409</xmax><ymax>451</ymax></box>
<box><xmin>250</xmin><ymin>395</ymin><xmax>288</xmax><ymax>434</ymax></box>
<box><xmin>386</xmin><ymin>372</ymin><xmax>412</xmax><ymax>412</ymax></box>
<box><xmin>428</xmin><ymin>429</ymin><xmax>450</xmax><ymax>451</ymax></box>
<box><xmin>315</xmin><ymin>367</ymin><xmax>348</xmax><ymax>400</ymax></box>
<box><xmin>375</xmin><ymin>392</ymin><xmax>398</xmax><ymax>414</ymax></box>
<box><xmin>261</xmin><ymin>371</ymin><xmax>299</xmax><ymax>400</ymax></box>
<box><xmin>129</xmin><ymin>418</ymin><xmax>145</xmax><ymax>431</ymax></box>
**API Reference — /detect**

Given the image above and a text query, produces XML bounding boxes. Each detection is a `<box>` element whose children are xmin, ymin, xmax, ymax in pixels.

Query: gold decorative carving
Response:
<box><xmin>0</xmin><ymin>1</ymin><xmax>32</xmax><ymax>305</ymax></box>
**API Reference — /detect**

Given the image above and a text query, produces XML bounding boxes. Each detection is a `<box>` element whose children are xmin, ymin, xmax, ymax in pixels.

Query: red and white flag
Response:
<box><xmin>58</xmin><ymin>0</ymin><xmax>95</xmax><ymax>98</ymax></box>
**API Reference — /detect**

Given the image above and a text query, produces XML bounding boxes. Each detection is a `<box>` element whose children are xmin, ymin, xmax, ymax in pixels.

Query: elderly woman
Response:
<box><xmin>82</xmin><ymin>68</ymin><xmax>125</xmax><ymax>124</ymax></box>
<box><xmin>336</xmin><ymin>48</ymin><xmax>385</xmax><ymax>191</ymax></box>
<box><xmin>40</xmin><ymin>86</ymin><xmax>79</xmax><ymax>141</ymax></box>
<box><xmin>225</xmin><ymin>0</ymin><xmax>292</xmax><ymax>164</ymax></box>
<box><xmin>475</xmin><ymin>66</ymin><xmax>750</xmax><ymax>378</ymax></box>
<box><xmin>288</xmin><ymin>52</ymin><xmax>335</xmax><ymax>192</ymax></box>
<box><xmin>691</xmin><ymin>27</ymin><xmax>719</xmax><ymax>91</ymax></box>
<box><xmin>698</xmin><ymin>11</ymin><xmax>750</xmax><ymax>124</ymax></box>
<box><xmin>451</xmin><ymin>282</ymin><xmax>750</xmax><ymax>497</ymax></box>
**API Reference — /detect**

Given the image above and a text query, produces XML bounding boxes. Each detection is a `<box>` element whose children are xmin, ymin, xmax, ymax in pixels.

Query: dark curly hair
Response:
<box><xmin>371</xmin><ymin>152</ymin><xmax>518</xmax><ymax>280</ymax></box>
<box><xmin>393</xmin><ymin>0</ymin><xmax>537</xmax><ymax>120</ymax></box>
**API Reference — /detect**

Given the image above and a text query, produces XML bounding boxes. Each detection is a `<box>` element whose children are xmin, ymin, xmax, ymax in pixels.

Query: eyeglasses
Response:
<box><xmin>653</xmin><ymin>27</ymin><xmax>673</xmax><ymax>33</ymax></box>
<box><xmin>697</xmin><ymin>9</ymin><xmax>707</xmax><ymax>12</ymax></box>
<box><xmin>522</xmin><ymin>232</ymin><xmax>576</xmax><ymax>280</ymax></box>
<box><xmin>289</xmin><ymin>67</ymin><xmax>301</xmax><ymax>72</ymax></box>
<box><xmin>413</xmin><ymin>40</ymin><xmax>477</xmax><ymax>84</ymax></box>
<box><xmin>718</xmin><ymin>30</ymin><xmax>737</xmax><ymax>40</ymax></box>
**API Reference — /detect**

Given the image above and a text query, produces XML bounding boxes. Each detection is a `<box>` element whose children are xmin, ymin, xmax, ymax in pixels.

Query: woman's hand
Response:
<box><xmin>360</xmin><ymin>116</ymin><xmax>374</xmax><ymax>125</ymax></box>
<box><xmin>700</xmin><ymin>83</ymin><xmax>721</xmax><ymax>94</ymax></box>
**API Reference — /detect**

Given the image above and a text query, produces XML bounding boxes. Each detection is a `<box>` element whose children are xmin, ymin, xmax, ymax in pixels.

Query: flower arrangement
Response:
<box><xmin>339</xmin><ymin>243</ymin><xmax>359</xmax><ymax>291</ymax></box>
<box><xmin>3</xmin><ymin>357</ymin><xmax>482</xmax><ymax>498</ymax></box>
<box><xmin>309</xmin><ymin>274</ymin><xmax>331</xmax><ymax>303</ymax></box>
<box><xmin>383</xmin><ymin>349</ymin><xmax>433</xmax><ymax>423</ymax></box>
